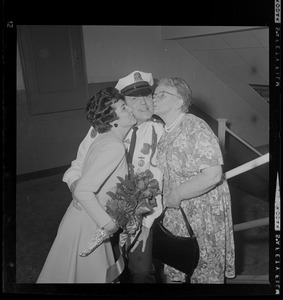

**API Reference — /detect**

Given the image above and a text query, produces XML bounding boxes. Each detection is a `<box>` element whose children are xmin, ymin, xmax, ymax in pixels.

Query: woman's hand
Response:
<box><xmin>70</xmin><ymin>180</ymin><xmax>83</xmax><ymax>210</ymax></box>
<box><xmin>130</xmin><ymin>226</ymin><xmax>150</xmax><ymax>253</ymax></box>
<box><xmin>165</xmin><ymin>188</ymin><xmax>182</xmax><ymax>208</ymax></box>
<box><xmin>142</xmin><ymin>196</ymin><xmax>163</xmax><ymax>228</ymax></box>
<box><xmin>72</xmin><ymin>196</ymin><xmax>82</xmax><ymax>210</ymax></box>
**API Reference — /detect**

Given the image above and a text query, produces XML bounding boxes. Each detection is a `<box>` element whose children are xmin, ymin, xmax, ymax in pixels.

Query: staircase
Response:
<box><xmin>218</xmin><ymin>119</ymin><xmax>269</xmax><ymax>284</ymax></box>
<box><xmin>190</xmin><ymin>104</ymin><xmax>270</xmax><ymax>284</ymax></box>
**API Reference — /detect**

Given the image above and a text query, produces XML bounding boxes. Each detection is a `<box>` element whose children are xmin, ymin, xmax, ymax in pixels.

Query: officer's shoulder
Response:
<box><xmin>150</xmin><ymin>115</ymin><xmax>164</xmax><ymax>125</ymax></box>
<box><xmin>149</xmin><ymin>118</ymin><xmax>164</xmax><ymax>136</ymax></box>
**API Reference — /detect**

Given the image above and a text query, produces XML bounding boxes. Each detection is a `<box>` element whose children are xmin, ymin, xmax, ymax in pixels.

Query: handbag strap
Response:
<box><xmin>163</xmin><ymin>160</ymin><xmax>195</xmax><ymax>237</ymax></box>
<box><xmin>179</xmin><ymin>206</ymin><xmax>196</xmax><ymax>238</ymax></box>
<box><xmin>159</xmin><ymin>206</ymin><xmax>196</xmax><ymax>238</ymax></box>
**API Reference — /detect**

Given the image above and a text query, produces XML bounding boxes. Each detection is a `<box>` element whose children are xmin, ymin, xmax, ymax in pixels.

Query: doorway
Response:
<box><xmin>17</xmin><ymin>25</ymin><xmax>88</xmax><ymax>115</ymax></box>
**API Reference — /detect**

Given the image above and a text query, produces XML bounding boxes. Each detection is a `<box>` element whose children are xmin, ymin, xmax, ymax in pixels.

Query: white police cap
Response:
<box><xmin>115</xmin><ymin>70</ymin><xmax>154</xmax><ymax>97</ymax></box>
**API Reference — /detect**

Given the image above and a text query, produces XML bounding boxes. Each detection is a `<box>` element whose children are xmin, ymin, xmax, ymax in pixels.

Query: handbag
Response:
<box><xmin>152</xmin><ymin>206</ymin><xmax>199</xmax><ymax>281</ymax></box>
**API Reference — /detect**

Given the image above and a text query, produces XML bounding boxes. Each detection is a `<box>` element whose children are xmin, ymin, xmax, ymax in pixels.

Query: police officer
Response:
<box><xmin>63</xmin><ymin>70</ymin><xmax>164</xmax><ymax>283</ymax></box>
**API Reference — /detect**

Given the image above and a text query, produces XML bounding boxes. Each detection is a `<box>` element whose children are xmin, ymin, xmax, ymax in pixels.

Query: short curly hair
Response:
<box><xmin>86</xmin><ymin>87</ymin><xmax>124</xmax><ymax>133</ymax></box>
<box><xmin>157</xmin><ymin>77</ymin><xmax>193</xmax><ymax>112</ymax></box>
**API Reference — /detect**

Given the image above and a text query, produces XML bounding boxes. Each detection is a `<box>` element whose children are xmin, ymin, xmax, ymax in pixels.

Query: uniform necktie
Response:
<box><xmin>127</xmin><ymin>126</ymin><xmax>138</xmax><ymax>165</ymax></box>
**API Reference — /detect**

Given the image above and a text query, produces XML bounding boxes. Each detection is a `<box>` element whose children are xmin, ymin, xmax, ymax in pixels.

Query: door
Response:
<box><xmin>17</xmin><ymin>25</ymin><xmax>88</xmax><ymax>115</ymax></box>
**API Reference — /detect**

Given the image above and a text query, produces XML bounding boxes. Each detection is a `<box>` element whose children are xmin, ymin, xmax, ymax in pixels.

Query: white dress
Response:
<box><xmin>37</xmin><ymin>132</ymin><xmax>128</xmax><ymax>283</ymax></box>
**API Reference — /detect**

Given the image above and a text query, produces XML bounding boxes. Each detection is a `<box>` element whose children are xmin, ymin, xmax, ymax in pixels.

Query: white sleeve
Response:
<box><xmin>62</xmin><ymin>126</ymin><xmax>97</xmax><ymax>189</ymax></box>
<box><xmin>74</xmin><ymin>142</ymin><xmax>125</xmax><ymax>228</ymax></box>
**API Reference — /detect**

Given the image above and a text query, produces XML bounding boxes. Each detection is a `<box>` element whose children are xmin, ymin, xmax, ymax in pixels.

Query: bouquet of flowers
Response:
<box><xmin>79</xmin><ymin>164</ymin><xmax>161</xmax><ymax>257</ymax></box>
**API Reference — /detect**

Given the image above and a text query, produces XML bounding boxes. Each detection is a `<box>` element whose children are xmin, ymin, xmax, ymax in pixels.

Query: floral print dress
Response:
<box><xmin>156</xmin><ymin>113</ymin><xmax>235</xmax><ymax>283</ymax></box>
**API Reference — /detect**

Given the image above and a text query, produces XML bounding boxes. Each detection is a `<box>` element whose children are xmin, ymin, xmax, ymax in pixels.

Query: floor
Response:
<box><xmin>15</xmin><ymin>173</ymin><xmax>270</xmax><ymax>284</ymax></box>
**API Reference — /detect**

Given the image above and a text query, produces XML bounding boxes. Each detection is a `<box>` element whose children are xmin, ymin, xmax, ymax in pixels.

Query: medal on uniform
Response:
<box><xmin>138</xmin><ymin>159</ymin><xmax>145</xmax><ymax>167</ymax></box>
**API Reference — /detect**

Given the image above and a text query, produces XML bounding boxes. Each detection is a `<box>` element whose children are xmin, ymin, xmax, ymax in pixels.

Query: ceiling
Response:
<box><xmin>174</xmin><ymin>28</ymin><xmax>269</xmax><ymax>121</ymax></box>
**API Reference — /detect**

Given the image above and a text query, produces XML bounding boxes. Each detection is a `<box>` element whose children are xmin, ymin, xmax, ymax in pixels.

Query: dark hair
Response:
<box><xmin>86</xmin><ymin>87</ymin><xmax>124</xmax><ymax>133</ymax></box>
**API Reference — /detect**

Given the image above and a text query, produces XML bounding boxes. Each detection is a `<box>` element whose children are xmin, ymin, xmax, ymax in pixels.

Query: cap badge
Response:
<box><xmin>134</xmin><ymin>72</ymin><xmax>143</xmax><ymax>82</ymax></box>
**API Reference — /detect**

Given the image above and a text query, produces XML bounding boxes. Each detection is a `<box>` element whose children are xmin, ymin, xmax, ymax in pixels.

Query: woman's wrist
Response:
<box><xmin>103</xmin><ymin>219</ymin><xmax>117</xmax><ymax>234</ymax></box>
<box><xmin>168</xmin><ymin>188</ymin><xmax>182</xmax><ymax>208</ymax></box>
<box><xmin>175</xmin><ymin>188</ymin><xmax>183</xmax><ymax>202</ymax></box>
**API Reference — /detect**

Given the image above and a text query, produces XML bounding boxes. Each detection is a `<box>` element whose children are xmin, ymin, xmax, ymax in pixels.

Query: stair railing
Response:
<box><xmin>225</xmin><ymin>153</ymin><xmax>270</xmax><ymax>232</ymax></box>
<box><xmin>217</xmin><ymin>119</ymin><xmax>263</xmax><ymax>157</ymax></box>
<box><xmin>217</xmin><ymin>119</ymin><xmax>270</xmax><ymax>284</ymax></box>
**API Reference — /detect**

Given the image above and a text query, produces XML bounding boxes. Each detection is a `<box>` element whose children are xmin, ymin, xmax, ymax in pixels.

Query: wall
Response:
<box><xmin>17</xmin><ymin>26</ymin><xmax>269</xmax><ymax>175</ymax></box>
<box><xmin>82</xmin><ymin>26</ymin><xmax>268</xmax><ymax>145</ymax></box>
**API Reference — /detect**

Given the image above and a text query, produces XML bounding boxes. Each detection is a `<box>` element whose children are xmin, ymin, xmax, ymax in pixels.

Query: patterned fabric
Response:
<box><xmin>156</xmin><ymin>113</ymin><xmax>235</xmax><ymax>283</ymax></box>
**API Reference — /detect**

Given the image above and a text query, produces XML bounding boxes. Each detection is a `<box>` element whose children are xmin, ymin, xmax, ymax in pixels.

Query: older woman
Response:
<box><xmin>153</xmin><ymin>78</ymin><xmax>235</xmax><ymax>284</ymax></box>
<box><xmin>37</xmin><ymin>87</ymin><xmax>136</xmax><ymax>283</ymax></box>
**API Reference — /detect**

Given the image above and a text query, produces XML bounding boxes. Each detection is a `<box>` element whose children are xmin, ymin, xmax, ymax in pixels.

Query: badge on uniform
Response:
<box><xmin>141</xmin><ymin>143</ymin><xmax>151</xmax><ymax>155</ymax></box>
<box><xmin>138</xmin><ymin>158</ymin><xmax>145</xmax><ymax>167</ymax></box>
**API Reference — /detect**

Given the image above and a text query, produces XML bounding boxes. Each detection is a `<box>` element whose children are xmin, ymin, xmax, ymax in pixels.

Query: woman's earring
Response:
<box><xmin>114</xmin><ymin>123</ymin><xmax>118</xmax><ymax>127</ymax></box>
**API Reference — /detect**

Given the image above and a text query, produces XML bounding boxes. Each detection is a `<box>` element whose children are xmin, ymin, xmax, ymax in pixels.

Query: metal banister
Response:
<box><xmin>217</xmin><ymin>119</ymin><xmax>270</xmax><ymax>283</ymax></box>
<box><xmin>224</xmin><ymin>153</ymin><xmax>270</xmax><ymax>233</ymax></box>
<box><xmin>234</xmin><ymin>217</ymin><xmax>269</xmax><ymax>232</ymax></box>
<box><xmin>225</xmin><ymin>153</ymin><xmax>269</xmax><ymax>180</ymax></box>
<box><xmin>217</xmin><ymin>118</ymin><xmax>263</xmax><ymax>156</ymax></box>
<box><xmin>225</xmin><ymin>127</ymin><xmax>263</xmax><ymax>156</ymax></box>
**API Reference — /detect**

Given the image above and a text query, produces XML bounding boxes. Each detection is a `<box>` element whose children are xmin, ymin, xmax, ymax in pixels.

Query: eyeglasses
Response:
<box><xmin>153</xmin><ymin>90</ymin><xmax>180</xmax><ymax>99</ymax></box>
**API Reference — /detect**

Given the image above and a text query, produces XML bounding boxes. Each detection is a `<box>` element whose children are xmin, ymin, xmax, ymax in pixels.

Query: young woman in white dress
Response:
<box><xmin>37</xmin><ymin>87</ymin><xmax>136</xmax><ymax>283</ymax></box>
